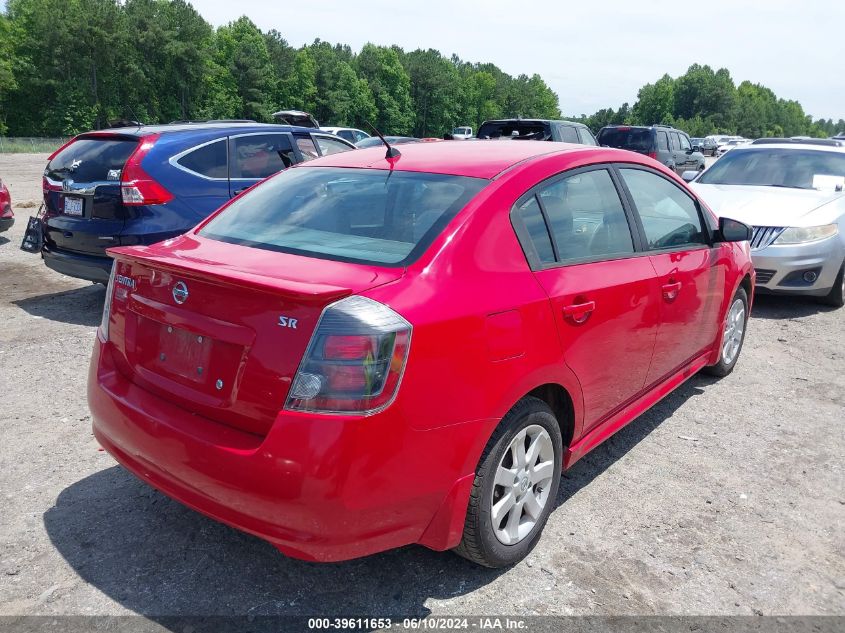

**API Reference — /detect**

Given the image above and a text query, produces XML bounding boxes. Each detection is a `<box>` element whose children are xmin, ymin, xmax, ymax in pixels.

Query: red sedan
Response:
<box><xmin>0</xmin><ymin>175</ymin><xmax>13</xmax><ymax>233</ymax></box>
<box><xmin>89</xmin><ymin>140</ymin><xmax>754</xmax><ymax>567</ymax></box>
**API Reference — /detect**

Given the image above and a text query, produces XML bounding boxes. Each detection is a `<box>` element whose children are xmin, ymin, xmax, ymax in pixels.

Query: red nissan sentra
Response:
<box><xmin>89</xmin><ymin>140</ymin><xmax>754</xmax><ymax>567</ymax></box>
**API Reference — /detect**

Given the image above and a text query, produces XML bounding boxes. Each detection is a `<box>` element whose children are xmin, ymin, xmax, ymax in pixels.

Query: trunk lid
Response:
<box><xmin>43</xmin><ymin>134</ymin><xmax>139</xmax><ymax>256</ymax></box>
<box><xmin>107</xmin><ymin>235</ymin><xmax>404</xmax><ymax>436</ymax></box>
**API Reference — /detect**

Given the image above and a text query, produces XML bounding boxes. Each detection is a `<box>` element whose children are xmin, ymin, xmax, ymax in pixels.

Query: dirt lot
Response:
<box><xmin>0</xmin><ymin>153</ymin><xmax>843</xmax><ymax>620</ymax></box>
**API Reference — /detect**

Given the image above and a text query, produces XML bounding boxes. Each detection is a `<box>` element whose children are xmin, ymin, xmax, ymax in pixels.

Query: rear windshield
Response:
<box><xmin>477</xmin><ymin>121</ymin><xmax>551</xmax><ymax>140</ymax></box>
<box><xmin>697</xmin><ymin>148</ymin><xmax>845</xmax><ymax>189</ymax></box>
<box><xmin>597</xmin><ymin>128</ymin><xmax>653</xmax><ymax>152</ymax></box>
<box><xmin>200</xmin><ymin>167</ymin><xmax>488</xmax><ymax>266</ymax></box>
<box><xmin>45</xmin><ymin>137</ymin><xmax>138</xmax><ymax>182</ymax></box>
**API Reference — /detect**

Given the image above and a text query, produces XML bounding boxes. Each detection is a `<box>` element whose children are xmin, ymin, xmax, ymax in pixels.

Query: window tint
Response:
<box><xmin>315</xmin><ymin>135</ymin><xmax>353</xmax><ymax>156</ymax></box>
<box><xmin>597</xmin><ymin>128</ymin><xmax>653</xmax><ymax>152</ymax></box>
<box><xmin>201</xmin><ymin>167</ymin><xmax>487</xmax><ymax>266</ymax></box>
<box><xmin>176</xmin><ymin>139</ymin><xmax>227</xmax><ymax>179</ymax></box>
<box><xmin>537</xmin><ymin>169</ymin><xmax>634</xmax><ymax>263</ymax></box>
<box><xmin>516</xmin><ymin>196</ymin><xmax>555</xmax><ymax>265</ymax></box>
<box><xmin>620</xmin><ymin>168</ymin><xmax>707</xmax><ymax>250</ymax></box>
<box><xmin>679</xmin><ymin>134</ymin><xmax>691</xmax><ymax>151</ymax></box>
<box><xmin>669</xmin><ymin>132</ymin><xmax>681</xmax><ymax>150</ymax></box>
<box><xmin>577</xmin><ymin>127</ymin><xmax>597</xmax><ymax>146</ymax></box>
<box><xmin>697</xmin><ymin>148</ymin><xmax>845</xmax><ymax>189</ymax></box>
<box><xmin>45</xmin><ymin>138</ymin><xmax>137</xmax><ymax>182</ymax></box>
<box><xmin>295</xmin><ymin>135</ymin><xmax>319</xmax><ymax>162</ymax></box>
<box><xmin>656</xmin><ymin>131</ymin><xmax>669</xmax><ymax>151</ymax></box>
<box><xmin>229</xmin><ymin>134</ymin><xmax>294</xmax><ymax>179</ymax></box>
<box><xmin>559</xmin><ymin>125</ymin><xmax>579</xmax><ymax>143</ymax></box>
<box><xmin>354</xmin><ymin>131</ymin><xmax>369</xmax><ymax>143</ymax></box>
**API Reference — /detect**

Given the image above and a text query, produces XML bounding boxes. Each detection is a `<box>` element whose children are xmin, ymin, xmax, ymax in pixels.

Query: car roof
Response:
<box><xmin>482</xmin><ymin>118</ymin><xmax>589</xmax><ymax>128</ymax></box>
<box><xmin>85</xmin><ymin>122</ymin><xmax>319</xmax><ymax>137</ymax></box>
<box><xmin>731</xmin><ymin>141</ymin><xmax>845</xmax><ymax>153</ymax></box>
<box><xmin>296</xmin><ymin>139</ymin><xmax>631</xmax><ymax>179</ymax></box>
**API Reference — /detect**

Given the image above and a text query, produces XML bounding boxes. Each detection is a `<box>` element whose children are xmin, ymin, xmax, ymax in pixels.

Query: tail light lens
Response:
<box><xmin>100</xmin><ymin>264</ymin><xmax>117</xmax><ymax>341</ymax></box>
<box><xmin>121</xmin><ymin>134</ymin><xmax>173</xmax><ymax>205</ymax></box>
<box><xmin>286</xmin><ymin>296</ymin><xmax>412</xmax><ymax>415</ymax></box>
<box><xmin>647</xmin><ymin>151</ymin><xmax>658</xmax><ymax>160</ymax></box>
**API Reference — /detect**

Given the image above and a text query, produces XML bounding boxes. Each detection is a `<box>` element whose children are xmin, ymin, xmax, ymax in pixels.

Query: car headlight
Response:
<box><xmin>774</xmin><ymin>224</ymin><xmax>839</xmax><ymax>245</ymax></box>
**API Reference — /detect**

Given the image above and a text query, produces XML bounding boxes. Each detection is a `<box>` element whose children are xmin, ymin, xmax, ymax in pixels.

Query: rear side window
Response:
<box><xmin>230</xmin><ymin>134</ymin><xmax>295</xmax><ymax>179</ymax></box>
<box><xmin>539</xmin><ymin>169</ymin><xmax>634</xmax><ymax>263</ymax></box>
<box><xmin>176</xmin><ymin>139</ymin><xmax>227</xmax><ymax>179</ymax></box>
<box><xmin>656</xmin><ymin>131</ymin><xmax>669</xmax><ymax>151</ymax></box>
<box><xmin>200</xmin><ymin>167</ymin><xmax>488</xmax><ymax>266</ymax></box>
<box><xmin>515</xmin><ymin>197</ymin><xmax>555</xmax><ymax>265</ymax></box>
<box><xmin>45</xmin><ymin>138</ymin><xmax>137</xmax><ymax>182</ymax></box>
<box><xmin>620</xmin><ymin>168</ymin><xmax>707</xmax><ymax>250</ymax></box>
<box><xmin>597</xmin><ymin>128</ymin><xmax>653</xmax><ymax>152</ymax></box>
<box><xmin>559</xmin><ymin>125</ymin><xmax>579</xmax><ymax>143</ymax></box>
<box><xmin>314</xmin><ymin>135</ymin><xmax>353</xmax><ymax>156</ymax></box>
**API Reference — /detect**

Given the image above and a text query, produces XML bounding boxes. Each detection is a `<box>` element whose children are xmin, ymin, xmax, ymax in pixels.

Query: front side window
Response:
<box><xmin>559</xmin><ymin>125</ymin><xmax>579</xmax><ymax>143</ymax></box>
<box><xmin>229</xmin><ymin>134</ymin><xmax>294</xmax><ymax>179</ymax></box>
<box><xmin>679</xmin><ymin>134</ymin><xmax>691</xmax><ymax>151</ymax></box>
<box><xmin>669</xmin><ymin>132</ymin><xmax>681</xmax><ymax>151</ymax></box>
<box><xmin>200</xmin><ymin>167</ymin><xmax>487</xmax><ymax>266</ymax></box>
<box><xmin>578</xmin><ymin>127</ymin><xmax>597</xmax><ymax>146</ymax></box>
<box><xmin>176</xmin><ymin>139</ymin><xmax>227</xmax><ymax>179</ymax></box>
<box><xmin>620</xmin><ymin>168</ymin><xmax>708</xmax><ymax>250</ymax></box>
<box><xmin>295</xmin><ymin>135</ymin><xmax>319</xmax><ymax>162</ymax></box>
<box><xmin>314</xmin><ymin>135</ymin><xmax>353</xmax><ymax>156</ymax></box>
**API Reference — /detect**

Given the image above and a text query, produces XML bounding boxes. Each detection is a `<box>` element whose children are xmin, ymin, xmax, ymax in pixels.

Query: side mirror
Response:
<box><xmin>681</xmin><ymin>170</ymin><xmax>699</xmax><ymax>182</ymax></box>
<box><xmin>718</xmin><ymin>217</ymin><xmax>753</xmax><ymax>242</ymax></box>
<box><xmin>692</xmin><ymin>145</ymin><xmax>701</xmax><ymax>153</ymax></box>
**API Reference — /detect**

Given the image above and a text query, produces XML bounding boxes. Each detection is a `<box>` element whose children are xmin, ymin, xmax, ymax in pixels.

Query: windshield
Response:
<box><xmin>452</xmin><ymin>127</ymin><xmax>470</xmax><ymax>135</ymax></box>
<box><xmin>597</xmin><ymin>128</ymin><xmax>653</xmax><ymax>152</ymax></box>
<box><xmin>200</xmin><ymin>167</ymin><xmax>488</xmax><ymax>266</ymax></box>
<box><xmin>698</xmin><ymin>148</ymin><xmax>845</xmax><ymax>189</ymax></box>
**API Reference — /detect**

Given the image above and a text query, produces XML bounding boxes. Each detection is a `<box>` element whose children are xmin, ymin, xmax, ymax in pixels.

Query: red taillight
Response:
<box><xmin>647</xmin><ymin>151</ymin><xmax>658</xmax><ymax>160</ymax></box>
<box><xmin>47</xmin><ymin>136</ymin><xmax>78</xmax><ymax>161</ymax></box>
<box><xmin>121</xmin><ymin>134</ymin><xmax>173</xmax><ymax>206</ymax></box>
<box><xmin>286</xmin><ymin>296</ymin><xmax>412</xmax><ymax>414</ymax></box>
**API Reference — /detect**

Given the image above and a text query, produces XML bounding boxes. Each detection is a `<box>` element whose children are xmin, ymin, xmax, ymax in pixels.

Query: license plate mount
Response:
<box><xmin>63</xmin><ymin>196</ymin><xmax>84</xmax><ymax>216</ymax></box>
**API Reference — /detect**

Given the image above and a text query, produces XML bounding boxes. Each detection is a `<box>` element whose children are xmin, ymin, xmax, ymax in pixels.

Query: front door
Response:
<box><xmin>513</xmin><ymin>166</ymin><xmax>662</xmax><ymax>430</ymax></box>
<box><xmin>616</xmin><ymin>166</ymin><xmax>722</xmax><ymax>386</ymax></box>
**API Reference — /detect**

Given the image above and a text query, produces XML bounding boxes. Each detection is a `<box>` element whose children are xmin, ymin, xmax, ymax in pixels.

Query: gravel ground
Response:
<box><xmin>0</xmin><ymin>153</ymin><xmax>843</xmax><ymax>620</ymax></box>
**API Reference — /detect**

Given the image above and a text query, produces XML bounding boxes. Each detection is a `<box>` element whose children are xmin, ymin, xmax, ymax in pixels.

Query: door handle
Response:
<box><xmin>662</xmin><ymin>281</ymin><xmax>682</xmax><ymax>301</ymax></box>
<box><xmin>563</xmin><ymin>300</ymin><xmax>596</xmax><ymax>324</ymax></box>
<box><xmin>233</xmin><ymin>187</ymin><xmax>251</xmax><ymax>196</ymax></box>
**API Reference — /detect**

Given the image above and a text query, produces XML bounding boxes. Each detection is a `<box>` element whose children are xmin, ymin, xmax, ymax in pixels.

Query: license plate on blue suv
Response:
<box><xmin>63</xmin><ymin>196</ymin><xmax>83</xmax><ymax>216</ymax></box>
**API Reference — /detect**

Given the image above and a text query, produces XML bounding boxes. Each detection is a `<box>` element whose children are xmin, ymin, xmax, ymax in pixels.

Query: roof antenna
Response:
<box><xmin>364</xmin><ymin>120</ymin><xmax>401</xmax><ymax>159</ymax></box>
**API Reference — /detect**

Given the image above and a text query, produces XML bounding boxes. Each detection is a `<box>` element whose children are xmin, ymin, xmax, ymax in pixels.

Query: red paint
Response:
<box><xmin>89</xmin><ymin>142</ymin><xmax>753</xmax><ymax>562</ymax></box>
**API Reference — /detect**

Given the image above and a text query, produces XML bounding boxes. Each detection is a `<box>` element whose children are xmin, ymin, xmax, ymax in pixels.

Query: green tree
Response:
<box><xmin>355</xmin><ymin>44</ymin><xmax>414</xmax><ymax>134</ymax></box>
<box><xmin>632</xmin><ymin>74</ymin><xmax>675</xmax><ymax>125</ymax></box>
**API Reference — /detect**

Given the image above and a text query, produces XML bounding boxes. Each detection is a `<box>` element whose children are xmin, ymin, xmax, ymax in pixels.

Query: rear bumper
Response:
<box><xmin>42</xmin><ymin>246</ymin><xmax>112</xmax><ymax>283</ymax></box>
<box><xmin>752</xmin><ymin>236</ymin><xmax>844</xmax><ymax>297</ymax></box>
<box><xmin>0</xmin><ymin>216</ymin><xmax>13</xmax><ymax>233</ymax></box>
<box><xmin>88</xmin><ymin>337</ymin><xmax>493</xmax><ymax>562</ymax></box>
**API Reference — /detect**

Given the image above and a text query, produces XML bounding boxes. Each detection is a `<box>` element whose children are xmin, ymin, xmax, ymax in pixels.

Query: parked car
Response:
<box><xmin>716</xmin><ymin>138</ymin><xmax>750</xmax><ymax>156</ymax></box>
<box><xmin>0</xmin><ymin>175</ymin><xmax>12</xmax><ymax>233</ymax></box>
<box><xmin>451</xmin><ymin>126</ymin><xmax>473</xmax><ymax>140</ymax></box>
<box><xmin>691</xmin><ymin>137</ymin><xmax>718</xmax><ymax>156</ymax></box>
<box><xmin>37</xmin><ymin>122</ymin><xmax>355</xmax><ymax>283</ymax></box>
<box><xmin>90</xmin><ymin>140</ymin><xmax>754</xmax><ymax>568</ymax></box>
<box><xmin>320</xmin><ymin>127</ymin><xmax>370</xmax><ymax>144</ymax></box>
<box><xmin>272</xmin><ymin>110</ymin><xmax>320</xmax><ymax>128</ymax></box>
<box><xmin>597</xmin><ymin>124</ymin><xmax>706</xmax><ymax>175</ymax></box>
<box><xmin>476</xmin><ymin>119</ymin><xmax>598</xmax><ymax>145</ymax></box>
<box><xmin>686</xmin><ymin>139</ymin><xmax>845</xmax><ymax>306</ymax></box>
<box><xmin>355</xmin><ymin>136</ymin><xmax>421</xmax><ymax>148</ymax></box>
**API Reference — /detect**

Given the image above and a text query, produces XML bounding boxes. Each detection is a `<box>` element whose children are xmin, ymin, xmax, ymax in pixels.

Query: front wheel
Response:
<box><xmin>704</xmin><ymin>286</ymin><xmax>749</xmax><ymax>377</ymax></box>
<box><xmin>818</xmin><ymin>262</ymin><xmax>845</xmax><ymax>308</ymax></box>
<box><xmin>453</xmin><ymin>397</ymin><xmax>562</xmax><ymax>568</ymax></box>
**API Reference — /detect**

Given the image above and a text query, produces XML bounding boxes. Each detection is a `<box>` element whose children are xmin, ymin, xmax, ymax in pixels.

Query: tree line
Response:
<box><xmin>0</xmin><ymin>1</ymin><xmax>841</xmax><ymax>140</ymax></box>
<box><xmin>572</xmin><ymin>64</ymin><xmax>844</xmax><ymax>139</ymax></box>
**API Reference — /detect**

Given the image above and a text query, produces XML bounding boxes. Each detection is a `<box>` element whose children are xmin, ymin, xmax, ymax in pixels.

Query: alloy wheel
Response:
<box><xmin>491</xmin><ymin>425</ymin><xmax>555</xmax><ymax>545</ymax></box>
<box><xmin>721</xmin><ymin>298</ymin><xmax>746</xmax><ymax>365</ymax></box>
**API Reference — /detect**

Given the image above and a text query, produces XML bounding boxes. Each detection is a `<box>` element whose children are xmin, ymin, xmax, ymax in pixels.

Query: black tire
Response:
<box><xmin>453</xmin><ymin>397</ymin><xmax>562</xmax><ymax>568</ymax></box>
<box><xmin>704</xmin><ymin>286</ymin><xmax>749</xmax><ymax>377</ymax></box>
<box><xmin>818</xmin><ymin>262</ymin><xmax>845</xmax><ymax>308</ymax></box>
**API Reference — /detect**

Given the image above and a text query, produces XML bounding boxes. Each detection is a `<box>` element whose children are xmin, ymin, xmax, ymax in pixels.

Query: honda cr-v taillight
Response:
<box><xmin>286</xmin><ymin>296</ymin><xmax>412</xmax><ymax>415</ymax></box>
<box><xmin>121</xmin><ymin>134</ymin><xmax>173</xmax><ymax>205</ymax></box>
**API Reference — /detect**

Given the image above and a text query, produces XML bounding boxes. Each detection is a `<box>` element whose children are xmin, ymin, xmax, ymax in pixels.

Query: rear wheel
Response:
<box><xmin>819</xmin><ymin>262</ymin><xmax>845</xmax><ymax>308</ymax></box>
<box><xmin>704</xmin><ymin>287</ymin><xmax>748</xmax><ymax>377</ymax></box>
<box><xmin>453</xmin><ymin>397</ymin><xmax>562</xmax><ymax>568</ymax></box>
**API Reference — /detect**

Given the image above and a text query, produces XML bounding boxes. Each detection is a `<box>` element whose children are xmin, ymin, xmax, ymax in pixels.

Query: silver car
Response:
<box><xmin>685</xmin><ymin>139</ymin><xmax>845</xmax><ymax>307</ymax></box>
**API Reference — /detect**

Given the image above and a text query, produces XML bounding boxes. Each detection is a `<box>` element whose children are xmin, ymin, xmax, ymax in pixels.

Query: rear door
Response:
<box><xmin>227</xmin><ymin>132</ymin><xmax>297</xmax><ymax>197</ymax></box>
<box><xmin>512</xmin><ymin>165</ymin><xmax>661</xmax><ymax>431</ymax></box>
<box><xmin>43</xmin><ymin>135</ymin><xmax>139</xmax><ymax>256</ymax></box>
<box><xmin>616</xmin><ymin>166</ymin><xmax>722</xmax><ymax>386</ymax></box>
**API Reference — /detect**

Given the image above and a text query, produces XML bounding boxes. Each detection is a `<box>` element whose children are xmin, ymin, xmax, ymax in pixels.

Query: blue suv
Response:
<box><xmin>39</xmin><ymin>121</ymin><xmax>355</xmax><ymax>283</ymax></box>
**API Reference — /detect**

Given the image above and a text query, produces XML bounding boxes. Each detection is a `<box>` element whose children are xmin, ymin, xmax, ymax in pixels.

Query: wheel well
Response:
<box><xmin>740</xmin><ymin>273</ymin><xmax>752</xmax><ymax>299</ymax></box>
<box><xmin>527</xmin><ymin>384</ymin><xmax>575</xmax><ymax>448</ymax></box>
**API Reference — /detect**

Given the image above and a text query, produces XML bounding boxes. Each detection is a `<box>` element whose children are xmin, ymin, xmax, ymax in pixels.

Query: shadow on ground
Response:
<box><xmin>43</xmin><ymin>373</ymin><xmax>714</xmax><ymax>626</ymax></box>
<box><xmin>12</xmin><ymin>284</ymin><xmax>104</xmax><ymax>327</ymax></box>
<box><xmin>750</xmin><ymin>293</ymin><xmax>837</xmax><ymax>320</ymax></box>
<box><xmin>0</xmin><ymin>235</ymin><xmax>10</xmax><ymax>246</ymax></box>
